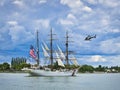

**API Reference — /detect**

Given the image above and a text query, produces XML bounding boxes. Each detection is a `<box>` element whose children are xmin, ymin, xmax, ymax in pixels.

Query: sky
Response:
<box><xmin>0</xmin><ymin>0</ymin><xmax>120</xmax><ymax>67</ymax></box>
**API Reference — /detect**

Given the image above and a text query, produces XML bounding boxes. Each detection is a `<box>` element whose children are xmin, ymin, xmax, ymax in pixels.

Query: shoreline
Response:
<box><xmin>0</xmin><ymin>70</ymin><xmax>29</xmax><ymax>73</ymax></box>
<box><xmin>0</xmin><ymin>70</ymin><xmax>120</xmax><ymax>74</ymax></box>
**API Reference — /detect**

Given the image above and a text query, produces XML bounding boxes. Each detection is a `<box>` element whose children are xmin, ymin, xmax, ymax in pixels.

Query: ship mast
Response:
<box><xmin>65</xmin><ymin>31</ymin><xmax>73</xmax><ymax>65</ymax></box>
<box><xmin>50</xmin><ymin>29</ymin><xmax>53</xmax><ymax>70</ymax></box>
<box><xmin>36</xmin><ymin>30</ymin><xmax>40</xmax><ymax>66</ymax></box>
<box><xmin>65</xmin><ymin>31</ymin><xmax>69</xmax><ymax>65</ymax></box>
<box><xmin>49</xmin><ymin>28</ymin><xmax>56</xmax><ymax>71</ymax></box>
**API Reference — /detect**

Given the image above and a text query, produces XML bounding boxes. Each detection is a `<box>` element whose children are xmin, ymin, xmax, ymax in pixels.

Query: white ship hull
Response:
<box><xmin>28</xmin><ymin>69</ymin><xmax>77</xmax><ymax>77</ymax></box>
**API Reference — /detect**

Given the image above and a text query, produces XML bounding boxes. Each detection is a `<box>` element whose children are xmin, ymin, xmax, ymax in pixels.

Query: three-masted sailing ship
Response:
<box><xmin>28</xmin><ymin>29</ymin><xmax>79</xmax><ymax>76</ymax></box>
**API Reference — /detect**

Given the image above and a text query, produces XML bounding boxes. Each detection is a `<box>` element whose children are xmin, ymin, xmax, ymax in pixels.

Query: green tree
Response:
<box><xmin>78</xmin><ymin>65</ymin><xmax>94</xmax><ymax>73</ymax></box>
<box><xmin>95</xmin><ymin>65</ymin><xmax>105</xmax><ymax>72</ymax></box>
<box><xmin>11</xmin><ymin>57</ymin><xmax>28</xmax><ymax>70</ymax></box>
<box><xmin>2</xmin><ymin>62</ymin><xmax>10</xmax><ymax>70</ymax></box>
<box><xmin>0</xmin><ymin>64</ymin><xmax>3</xmax><ymax>70</ymax></box>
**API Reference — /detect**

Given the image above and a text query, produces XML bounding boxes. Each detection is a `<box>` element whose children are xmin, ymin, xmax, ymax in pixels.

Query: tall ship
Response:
<box><xmin>28</xmin><ymin>29</ymin><xmax>79</xmax><ymax>76</ymax></box>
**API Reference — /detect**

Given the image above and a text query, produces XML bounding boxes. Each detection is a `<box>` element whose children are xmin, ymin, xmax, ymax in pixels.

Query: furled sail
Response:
<box><xmin>42</xmin><ymin>41</ymin><xmax>49</xmax><ymax>51</ymax></box>
<box><xmin>57</xmin><ymin>45</ymin><xmax>65</xmax><ymax>60</ymax></box>
<box><xmin>70</xmin><ymin>55</ymin><xmax>79</xmax><ymax>66</ymax></box>
<box><xmin>55</xmin><ymin>52</ymin><xmax>65</xmax><ymax>67</ymax></box>
<box><xmin>41</xmin><ymin>44</ymin><xmax>49</xmax><ymax>58</ymax></box>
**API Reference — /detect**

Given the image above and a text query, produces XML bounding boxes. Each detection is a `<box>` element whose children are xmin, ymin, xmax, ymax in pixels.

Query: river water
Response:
<box><xmin>0</xmin><ymin>73</ymin><xmax>120</xmax><ymax>90</ymax></box>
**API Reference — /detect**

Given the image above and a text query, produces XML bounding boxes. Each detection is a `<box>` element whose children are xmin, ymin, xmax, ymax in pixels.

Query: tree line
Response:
<box><xmin>0</xmin><ymin>57</ymin><xmax>30</xmax><ymax>72</ymax></box>
<box><xmin>11</xmin><ymin>57</ymin><xmax>30</xmax><ymax>70</ymax></box>
<box><xmin>78</xmin><ymin>65</ymin><xmax>120</xmax><ymax>73</ymax></box>
<box><xmin>0</xmin><ymin>57</ymin><xmax>120</xmax><ymax>73</ymax></box>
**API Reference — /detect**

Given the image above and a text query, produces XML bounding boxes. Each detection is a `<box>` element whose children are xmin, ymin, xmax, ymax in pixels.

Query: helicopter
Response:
<box><xmin>85</xmin><ymin>34</ymin><xmax>96</xmax><ymax>41</ymax></box>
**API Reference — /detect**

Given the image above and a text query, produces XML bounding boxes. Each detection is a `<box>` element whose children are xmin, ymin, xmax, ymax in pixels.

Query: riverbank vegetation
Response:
<box><xmin>78</xmin><ymin>65</ymin><xmax>120</xmax><ymax>73</ymax></box>
<box><xmin>0</xmin><ymin>57</ymin><xmax>30</xmax><ymax>72</ymax></box>
<box><xmin>0</xmin><ymin>57</ymin><xmax>120</xmax><ymax>73</ymax></box>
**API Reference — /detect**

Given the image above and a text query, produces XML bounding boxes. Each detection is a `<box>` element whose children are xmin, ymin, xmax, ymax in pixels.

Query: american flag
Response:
<box><xmin>29</xmin><ymin>45</ymin><xmax>36</xmax><ymax>59</ymax></box>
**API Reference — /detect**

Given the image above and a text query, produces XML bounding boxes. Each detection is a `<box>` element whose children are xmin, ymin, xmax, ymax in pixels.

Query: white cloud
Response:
<box><xmin>12</xmin><ymin>0</ymin><xmax>27</xmax><ymax>9</ymax></box>
<box><xmin>111</xmin><ymin>29</ymin><xmax>120</xmax><ymax>33</ymax></box>
<box><xmin>90</xmin><ymin>55</ymin><xmax>107</xmax><ymax>62</ymax></box>
<box><xmin>7</xmin><ymin>21</ymin><xmax>18</xmax><ymax>26</ymax></box>
<box><xmin>107</xmin><ymin>55</ymin><xmax>120</xmax><ymax>66</ymax></box>
<box><xmin>7</xmin><ymin>21</ymin><xmax>34</xmax><ymax>44</ymax></box>
<box><xmin>59</xmin><ymin>0</ymin><xmax>93</xmax><ymax>30</ymax></box>
<box><xmin>60</xmin><ymin>0</ymin><xmax>83</xmax><ymax>8</ymax></box>
<box><xmin>87</xmin><ymin>0</ymin><xmax>120</xmax><ymax>8</ymax></box>
<box><xmin>13</xmin><ymin>0</ymin><xmax>24</xmax><ymax>6</ymax></box>
<box><xmin>0</xmin><ymin>0</ymin><xmax>5</xmax><ymax>6</ymax></box>
<box><xmin>58</xmin><ymin>19</ymin><xmax>74</xmax><ymax>26</ymax></box>
<box><xmin>98</xmin><ymin>0</ymin><xmax>120</xmax><ymax>7</ymax></box>
<box><xmin>77</xmin><ymin>55</ymin><xmax>120</xmax><ymax>66</ymax></box>
<box><xmin>39</xmin><ymin>0</ymin><xmax>47</xmax><ymax>4</ymax></box>
<box><xmin>86</xmin><ymin>0</ymin><xmax>97</xmax><ymax>4</ymax></box>
<box><xmin>60</xmin><ymin>0</ymin><xmax>92</xmax><ymax>13</ymax></box>
<box><xmin>58</xmin><ymin>13</ymin><xmax>77</xmax><ymax>27</ymax></box>
<box><xmin>82</xmin><ymin>6</ymin><xmax>92</xmax><ymax>12</ymax></box>
<box><xmin>67</xmin><ymin>13</ymin><xmax>76</xmax><ymax>20</ymax></box>
<box><xmin>34</xmin><ymin>19</ymin><xmax>50</xmax><ymax>29</ymax></box>
<box><xmin>101</xmin><ymin>19</ymin><xmax>109</xmax><ymax>26</ymax></box>
<box><xmin>100</xmin><ymin>37</ymin><xmax>120</xmax><ymax>54</ymax></box>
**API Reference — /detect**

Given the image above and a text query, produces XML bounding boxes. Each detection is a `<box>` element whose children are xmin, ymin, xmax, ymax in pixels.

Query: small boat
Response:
<box><xmin>28</xmin><ymin>29</ymin><xmax>79</xmax><ymax>76</ymax></box>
